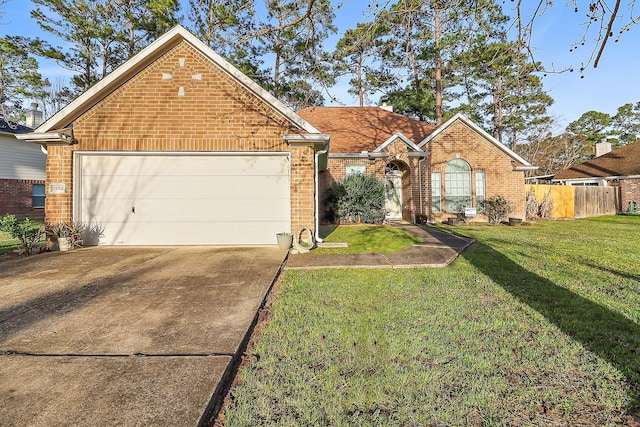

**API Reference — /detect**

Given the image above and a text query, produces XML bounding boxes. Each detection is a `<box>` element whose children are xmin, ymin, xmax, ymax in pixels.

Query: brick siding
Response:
<box><xmin>46</xmin><ymin>41</ymin><xmax>315</xmax><ymax>233</ymax></box>
<box><xmin>620</xmin><ymin>179</ymin><xmax>640</xmax><ymax>212</ymax></box>
<box><xmin>0</xmin><ymin>178</ymin><xmax>45</xmax><ymax>219</ymax></box>
<box><xmin>427</xmin><ymin>120</ymin><xmax>526</xmax><ymax>222</ymax></box>
<box><xmin>322</xmin><ymin>121</ymin><xmax>526</xmax><ymax>223</ymax></box>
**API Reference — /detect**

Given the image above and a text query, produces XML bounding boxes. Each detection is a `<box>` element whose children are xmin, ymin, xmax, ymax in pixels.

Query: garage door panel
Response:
<box><xmin>81</xmin><ymin>171</ymin><xmax>289</xmax><ymax>200</ymax></box>
<box><xmin>81</xmin><ymin>155</ymin><xmax>288</xmax><ymax>177</ymax></box>
<box><xmin>82</xmin><ymin>198</ymin><xmax>290</xmax><ymax>223</ymax></box>
<box><xmin>78</xmin><ymin>154</ymin><xmax>292</xmax><ymax>245</ymax></box>
<box><xmin>98</xmin><ymin>220</ymin><xmax>290</xmax><ymax>245</ymax></box>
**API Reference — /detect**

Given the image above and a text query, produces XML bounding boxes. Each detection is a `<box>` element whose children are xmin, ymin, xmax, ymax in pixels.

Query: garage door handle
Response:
<box><xmin>131</xmin><ymin>206</ymin><xmax>136</xmax><ymax>214</ymax></box>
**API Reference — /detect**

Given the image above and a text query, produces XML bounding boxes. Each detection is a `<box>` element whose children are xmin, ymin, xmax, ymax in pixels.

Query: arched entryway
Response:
<box><xmin>385</xmin><ymin>161</ymin><xmax>406</xmax><ymax>220</ymax></box>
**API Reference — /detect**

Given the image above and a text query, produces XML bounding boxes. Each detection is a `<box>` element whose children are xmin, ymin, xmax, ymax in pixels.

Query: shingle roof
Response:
<box><xmin>298</xmin><ymin>107</ymin><xmax>435</xmax><ymax>152</ymax></box>
<box><xmin>0</xmin><ymin>119</ymin><xmax>32</xmax><ymax>135</ymax></box>
<box><xmin>555</xmin><ymin>140</ymin><xmax>640</xmax><ymax>179</ymax></box>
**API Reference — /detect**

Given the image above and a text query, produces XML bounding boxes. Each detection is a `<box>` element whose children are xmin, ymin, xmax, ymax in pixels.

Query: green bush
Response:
<box><xmin>481</xmin><ymin>195</ymin><xmax>511</xmax><ymax>225</ymax></box>
<box><xmin>0</xmin><ymin>214</ymin><xmax>45</xmax><ymax>255</ymax></box>
<box><xmin>325</xmin><ymin>174</ymin><xmax>386</xmax><ymax>224</ymax></box>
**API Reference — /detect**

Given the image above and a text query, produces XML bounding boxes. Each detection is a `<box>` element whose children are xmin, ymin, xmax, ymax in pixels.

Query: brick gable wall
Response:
<box><xmin>46</xmin><ymin>41</ymin><xmax>315</xmax><ymax>233</ymax></box>
<box><xmin>428</xmin><ymin>120</ymin><xmax>525</xmax><ymax>220</ymax></box>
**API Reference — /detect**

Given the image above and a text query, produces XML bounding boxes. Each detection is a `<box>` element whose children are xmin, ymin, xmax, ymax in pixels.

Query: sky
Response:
<box><xmin>2</xmin><ymin>0</ymin><xmax>640</xmax><ymax>131</ymax></box>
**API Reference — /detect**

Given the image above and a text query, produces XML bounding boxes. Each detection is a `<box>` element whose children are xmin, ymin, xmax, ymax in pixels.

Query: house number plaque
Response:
<box><xmin>49</xmin><ymin>183</ymin><xmax>67</xmax><ymax>194</ymax></box>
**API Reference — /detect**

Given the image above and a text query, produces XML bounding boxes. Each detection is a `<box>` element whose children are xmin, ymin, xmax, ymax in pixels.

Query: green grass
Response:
<box><xmin>224</xmin><ymin>216</ymin><xmax>640</xmax><ymax>426</ymax></box>
<box><xmin>0</xmin><ymin>229</ymin><xmax>21</xmax><ymax>255</ymax></box>
<box><xmin>315</xmin><ymin>225</ymin><xmax>421</xmax><ymax>254</ymax></box>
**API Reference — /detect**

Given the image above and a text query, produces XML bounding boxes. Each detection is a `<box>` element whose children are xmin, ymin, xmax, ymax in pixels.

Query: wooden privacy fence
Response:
<box><xmin>525</xmin><ymin>184</ymin><xmax>619</xmax><ymax>219</ymax></box>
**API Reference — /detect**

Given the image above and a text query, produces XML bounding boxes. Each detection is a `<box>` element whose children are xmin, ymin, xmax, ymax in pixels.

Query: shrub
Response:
<box><xmin>0</xmin><ymin>214</ymin><xmax>45</xmax><ymax>256</ymax></box>
<box><xmin>325</xmin><ymin>174</ymin><xmax>386</xmax><ymax>224</ymax></box>
<box><xmin>481</xmin><ymin>195</ymin><xmax>511</xmax><ymax>225</ymax></box>
<box><xmin>526</xmin><ymin>188</ymin><xmax>554</xmax><ymax>220</ymax></box>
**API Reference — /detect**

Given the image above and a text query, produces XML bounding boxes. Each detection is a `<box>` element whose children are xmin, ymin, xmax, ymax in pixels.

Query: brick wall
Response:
<box><xmin>45</xmin><ymin>41</ymin><xmax>315</xmax><ymax>233</ymax></box>
<box><xmin>427</xmin><ymin>120</ymin><xmax>526</xmax><ymax>221</ymax></box>
<box><xmin>0</xmin><ymin>178</ymin><xmax>45</xmax><ymax>219</ymax></box>
<box><xmin>620</xmin><ymin>179</ymin><xmax>640</xmax><ymax>212</ymax></box>
<box><xmin>322</xmin><ymin>122</ymin><xmax>526</xmax><ymax>224</ymax></box>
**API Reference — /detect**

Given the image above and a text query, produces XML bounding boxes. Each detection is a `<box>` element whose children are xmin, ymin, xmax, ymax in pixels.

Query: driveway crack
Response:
<box><xmin>1</xmin><ymin>350</ymin><xmax>235</xmax><ymax>358</ymax></box>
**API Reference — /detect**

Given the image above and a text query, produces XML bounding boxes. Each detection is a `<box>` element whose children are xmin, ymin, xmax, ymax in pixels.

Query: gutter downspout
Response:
<box><xmin>315</xmin><ymin>143</ymin><xmax>329</xmax><ymax>243</ymax></box>
<box><xmin>418</xmin><ymin>156</ymin><xmax>427</xmax><ymax>217</ymax></box>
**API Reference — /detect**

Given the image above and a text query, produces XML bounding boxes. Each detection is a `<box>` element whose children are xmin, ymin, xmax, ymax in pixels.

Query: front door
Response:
<box><xmin>385</xmin><ymin>173</ymin><xmax>402</xmax><ymax>219</ymax></box>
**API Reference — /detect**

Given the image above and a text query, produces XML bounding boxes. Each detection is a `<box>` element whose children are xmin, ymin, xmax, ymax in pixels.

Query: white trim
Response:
<box><xmin>373</xmin><ymin>132</ymin><xmax>424</xmax><ymax>153</ymax></box>
<box><xmin>15</xmin><ymin>132</ymin><xmax>73</xmax><ymax>144</ymax></box>
<box><xmin>555</xmin><ymin>174</ymin><xmax>640</xmax><ymax>183</ymax></box>
<box><xmin>73</xmin><ymin>150</ymin><xmax>291</xmax><ymax>157</ymax></box>
<box><xmin>418</xmin><ymin>113</ymin><xmax>533</xmax><ymax>167</ymax></box>
<box><xmin>36</xmin><ymin>25</ymin><xmax>320</xmax><ymax>135</ymax></box>
<box><xmin>328</xmin><ymin>152</ymin><xmax>389</xmax><ymax>159</ymax></box>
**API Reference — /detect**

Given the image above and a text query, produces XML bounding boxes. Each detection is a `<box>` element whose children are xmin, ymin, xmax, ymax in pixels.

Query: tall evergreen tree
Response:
<box><xmin>332</xmin><ymin>21</ymin><xmax>391</xmax><ymax>107</ymax></box>
<box><xmin>256</xmin><ymin>0</ymin><xmax>336</xmax><ymax>109</ymax></box>
<box><xmin>0</xmin><ymin>36</ymin><xmax>46</xmax><ymax>126</ymax></box>
<box><xmin>31</xmin><ymin>0</ymin><xmax>179</xmax><ymax>93</ymax></box>
<box><xmin>612</xmin><ymin>102</ymin><xmax>640</xmax><ymax>146</ymax></box>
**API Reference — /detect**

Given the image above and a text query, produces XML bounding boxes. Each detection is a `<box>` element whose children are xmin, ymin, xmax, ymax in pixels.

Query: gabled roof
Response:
<box><xmin>555</xmin><ymin>140</ymin><xmax>640</xmax><ymax>180</ymax></box>
<box><xmin>34</xmin><ymin>25</ymin><xmax>319</xmax><ymax>134</ymax></box>
<box><xmin>298</xmin><ymin>107</ymin><xmax>435</xmax><ymax>152</ymax></box>
<box><xmin>373</xmin><ymin>132</ymin><xmax>424</xmax><ymax>153</ymax></box>
<box><xmin>418</xmin><ymin>113</ymin><xmax>536</xmax><ymax>169</ymax></box>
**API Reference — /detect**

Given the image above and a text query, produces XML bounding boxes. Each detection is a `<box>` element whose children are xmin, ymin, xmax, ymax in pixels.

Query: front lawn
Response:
<box><xmin>223</xmin><ymin>216</ymin><xmax>640</xmax><ymax>426</ymax></box>
<box><xmin>316</xmin><ymin>225</ymin><xmax>421</xmax><ymax>254</ymax></box>
<box><xmin>0</xmin><ymin>230</ymin><xmax>21</xmax><ymax>255</ymax></box>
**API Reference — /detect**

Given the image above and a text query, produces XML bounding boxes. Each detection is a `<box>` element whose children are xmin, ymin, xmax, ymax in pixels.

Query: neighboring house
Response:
<box><xmin>554</xmin><ymin>140</ymin><xmax>640</xmax><ymax>212</ymax></box>
<box><xmin>299</xmin><ymin>107</ymin><xmax>535</xmax><ymax>223</ymax></box>
<box><xmin>0</xmin><ymin>108</ymin><xmax>46</xmax><ymax>219</ymax></box>
<box><xmin>17</xmin><ymin>26</ymin><xmax>328</xmax><ymax>245</ymax></box>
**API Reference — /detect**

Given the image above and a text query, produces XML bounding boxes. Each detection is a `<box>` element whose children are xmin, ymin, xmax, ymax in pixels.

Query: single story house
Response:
<box><xmin>298</xmin><ymin>106</ymin><xmax>535</xmax><ymax>223</ymax></box>
<box><xmin>16</xmin><ymin>25</ymin><xmax>535</xmax><ymax>245</ymax></box>
<box><xmin>17</xmin><ymin>25</ymin><xmax>329</xmax><ymax>245</ymax></box>
<box><xmin>0</xmin><ymin>108</ymin><xmax>46</xmax><ymax>219</ymax></box>
<box><xmin>554</xmin><ymin>140</ymin><xmax>640</xmax><ymax>212</ymax></box>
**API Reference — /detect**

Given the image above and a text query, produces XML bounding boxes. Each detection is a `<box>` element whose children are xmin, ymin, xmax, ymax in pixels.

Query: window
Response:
<box><xmin>32</xmin><ymin>184</ymin><xmax>45</xmax><ymax>208</ymax></box>
<box><xmin>476</xmin><ymin>171</ymin><xmax>485</xmax><ymax>211</ymax></box>
<box><xmin>346</xmin><ymin>164</ymin><xmax>366</xmax><ymax>176</ymax></box>
<box><xmin>445</xmin><ymin>159</ymin><xmax>471</xmax><ymax>212</ymax></box>
<box><xmin>431</xmin><ymin>172</ymin><xmax>441</xmax><ymax>213</ymax></box>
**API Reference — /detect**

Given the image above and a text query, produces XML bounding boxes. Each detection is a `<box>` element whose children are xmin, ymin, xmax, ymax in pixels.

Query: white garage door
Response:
<box><xmin>76</xmin><ymin>153</ymin><xmax>291</xmax><ymax>245</ymax></box>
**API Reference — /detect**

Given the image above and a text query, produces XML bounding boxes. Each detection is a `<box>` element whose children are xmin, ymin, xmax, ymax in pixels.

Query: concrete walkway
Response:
<box><xmin>286</xmin><ymin>223</ymin><xmax>475</xmax><ymax>270</ymax></box>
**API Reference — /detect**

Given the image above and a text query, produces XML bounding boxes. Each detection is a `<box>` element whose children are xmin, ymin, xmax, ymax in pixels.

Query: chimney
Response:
<box><xmin>25</xmin><ymin>103</ymin><xmax>43</xmax><ymax>129</ymax></box>
<box><xmin>595</xmin><ymin>138</ymin><xmax>612</xmax><ymax>157</ymax></box>
<box><xmin>379</xmin><ymin>96</ymin><xmax>393</xmax><ymax>112</ymax></box>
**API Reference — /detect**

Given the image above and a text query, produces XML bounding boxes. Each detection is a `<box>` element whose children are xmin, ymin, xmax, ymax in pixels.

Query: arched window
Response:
<box><xmin>445</xmin><ymin>159</ymin><xmax>471</xmax><ymax>212</ymax></box>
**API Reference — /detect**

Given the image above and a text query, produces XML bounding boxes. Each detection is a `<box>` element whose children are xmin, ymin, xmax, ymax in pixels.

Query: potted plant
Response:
<box><xmin>65</xmin><ymin>221</ymin><xmax>86</xmax><ymax>248</ymax></box>
<box><xmin>47</xmin><ymin>223</ymin><xmax>71</xmax><ymax>251</ymax></box>
<box><xmin>276</xmin><ymin>232</ymin><xmax>293</xmax><ymax>249</ymax></box>
<box><xmin>46</xmin><ymin>221</ymin><xmax>86</xmax><ymax>251</ymax></box>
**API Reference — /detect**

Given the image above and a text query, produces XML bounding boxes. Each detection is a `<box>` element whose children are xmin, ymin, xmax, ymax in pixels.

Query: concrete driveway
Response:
<box><xmin>0</xmin><ymin>246</ymin><xmax>287</xmax><ymax>426</ymax></box>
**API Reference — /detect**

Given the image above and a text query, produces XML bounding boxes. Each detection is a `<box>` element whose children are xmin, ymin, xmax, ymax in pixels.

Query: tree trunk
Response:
<box><xmin>493</xmin><ymin>73</ymin><xmax>503</xmax><ymax>144</ymax></box>
<box><xmin>434</xmin><ymin>3</ymin><xmax>442</xmax><ymax>126</ymax></box>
